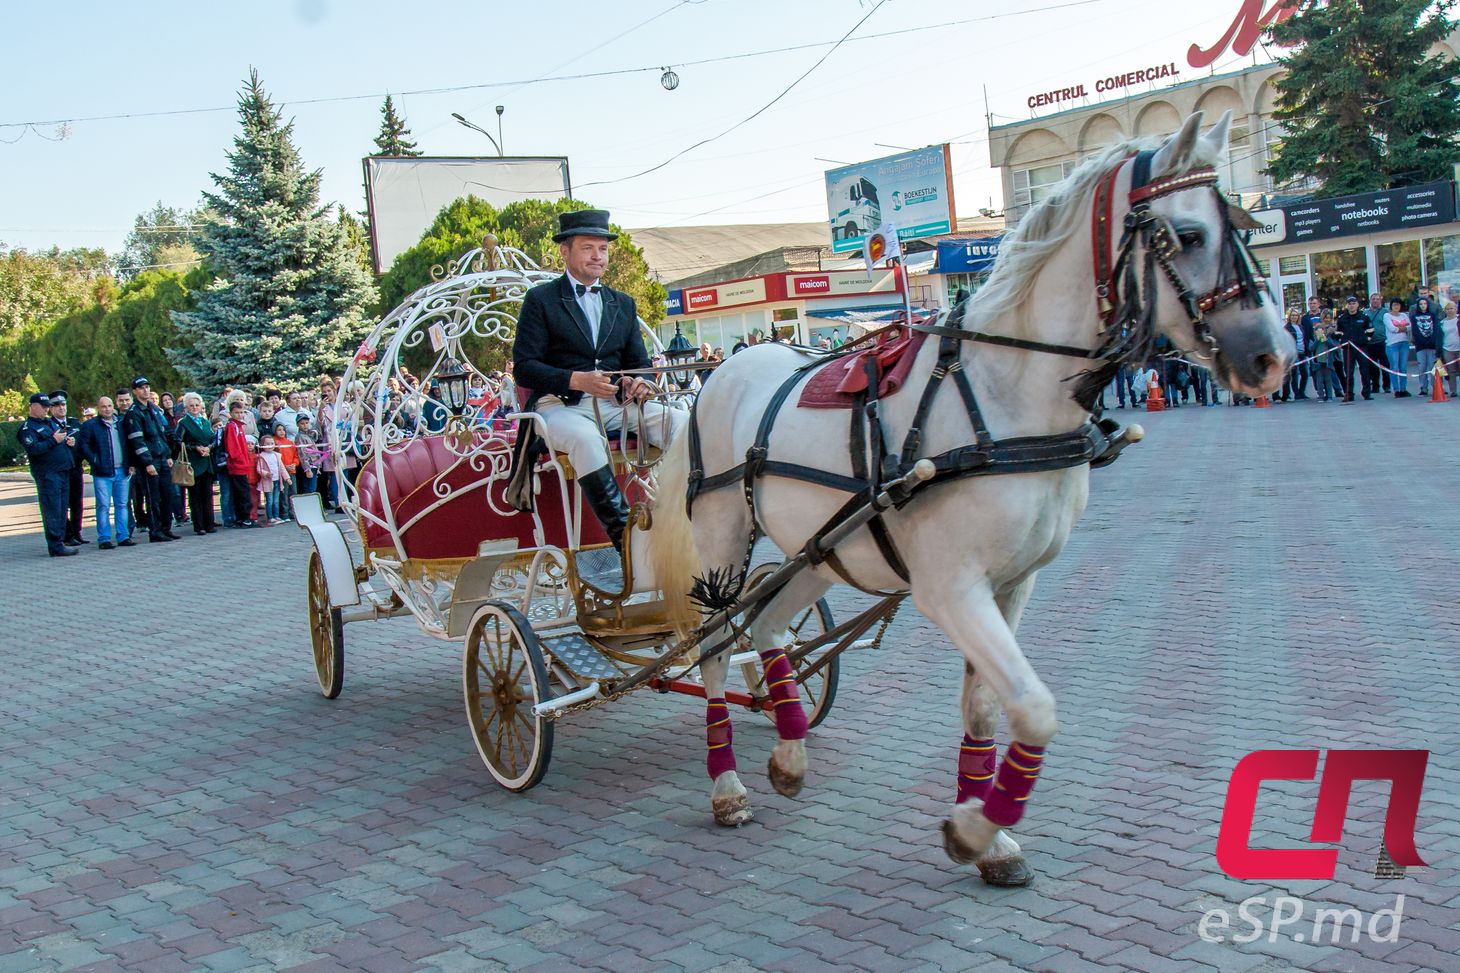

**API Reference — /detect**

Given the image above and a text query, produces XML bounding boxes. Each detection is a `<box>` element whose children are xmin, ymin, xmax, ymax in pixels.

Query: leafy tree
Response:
<box><xmin>377</xmin><ymin>196</ymin><xmax>667</xmax><ymax>325</ymax></box>
<box><xmin>114</xmin><ymin>202</ymin><xmax>203</xmax><ymax>280</ymax></box>
<box><xmin>30</xmin><ymin>269</ymin><xmax>198</xmax><ymax>408</ymax></box>
<box><xmin>171</xmin><ymin>69</ymin><xmax>376</xmax><ymax>390</ymax></box>
<box><xmin>0</xmin><ymin>244</ymin><xmax>113</xmax><ymax>399</ymax></box>
<box><xmin>372</xmin><ymin>95</ymin><xmax>421</xmax><ymax>157</ymax></box>
<box><xmin>1266</xmin><ymin>0</ymin><xmax>1460</xmax><ymax>196</ymax></box>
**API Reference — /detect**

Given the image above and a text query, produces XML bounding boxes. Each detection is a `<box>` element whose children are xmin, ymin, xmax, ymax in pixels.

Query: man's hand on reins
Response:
<box><xmin>570</xmin><ymin>370</ymin><xmax>619</xmax><ymax>398</ymax></box>
<box><xmin>621</xmin><ymin>377</ymin><xmax>655</xmax><ymax>403</ymax></box>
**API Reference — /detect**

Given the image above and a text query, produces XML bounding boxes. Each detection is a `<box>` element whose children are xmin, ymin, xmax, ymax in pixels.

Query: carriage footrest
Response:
<box><xmin>544</xmin><ymin>633</ymin><xmax>625</xmax><ymax>681</ymax></box>
<box><xmin>575</xmin><ymin>546</ymin><xmax>625</xmax><ymax>594</ymax></box>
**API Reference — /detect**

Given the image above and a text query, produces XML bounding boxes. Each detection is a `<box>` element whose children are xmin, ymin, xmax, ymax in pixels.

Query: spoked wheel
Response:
<box><xmin>307</xmin><ymin>550</ymin><xmax>344</xmax><ymax>699</ymax></box>
<box><xmin>739</xmin><ymin>564</ymin><xmax>840</xmax><ymax>730</ymax></box>
<box><xmin>463</xmin><ymin>603</ymin><xmax>554</xmax><ymax>792</ymax></box>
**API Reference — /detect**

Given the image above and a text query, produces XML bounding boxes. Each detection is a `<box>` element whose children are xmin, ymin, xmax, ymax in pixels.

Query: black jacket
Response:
<box><xmin>16</xmin><ymin>416</ymin><xmax>73</xmax><ymax>476</ymax></box>
<box><xmin>1335</xmin><ymin>309</ymin><xmax>1372</xmax><ymax>345</ymax></box>
<box><xmin>123</xmin><ymin>400</ymin><xmax>173</xmax><ymax>469</ymax></box>
<box><xmin>78</xmin><ymin>416</ymin><xmax>128</xmax><ymax>477</ymax></box>
<box><xmin>512</xmin><ymin>275</ymin><xmax>649</xmax><ymax>409</ymax></box>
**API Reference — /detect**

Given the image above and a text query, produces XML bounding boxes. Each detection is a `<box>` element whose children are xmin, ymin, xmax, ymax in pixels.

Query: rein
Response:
<box><xmin>680</xmin><ymin>148</ymin><xmax>1259</xmax><ymax>600</ymax></box>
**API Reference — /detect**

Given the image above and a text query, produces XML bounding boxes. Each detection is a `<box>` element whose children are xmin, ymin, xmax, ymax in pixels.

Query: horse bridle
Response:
<box><xmin>1092</xmin><ymin>149</ymin><xmax>1268</xmax><ymax>359</ymax></box>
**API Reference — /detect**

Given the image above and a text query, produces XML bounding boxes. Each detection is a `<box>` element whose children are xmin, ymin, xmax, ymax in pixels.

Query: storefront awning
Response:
<box><xmin>805</xmin><ymin>303</ymin><xmax>907</xmax><ymax>324</ymax></box>
<box><xmin>904</xmin><ymin>250</ymin><xmax>939</xmax><ymax>277</ymax></box>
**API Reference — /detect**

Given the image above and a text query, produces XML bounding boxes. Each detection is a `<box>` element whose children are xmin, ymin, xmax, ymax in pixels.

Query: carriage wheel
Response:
<box><xmin>308</xmin><ymin>550</ymin><xmax>344</xmax><ymax>699</ymax></box>
<box><xmin>739</xmin><ymin>565</ymin><xmax>839</xmax><ymax>730</ymax></box>
<box><xmin>463</xmin><ymin>603</ymin><xmax>554</xmax><ymax>792</ymax></box>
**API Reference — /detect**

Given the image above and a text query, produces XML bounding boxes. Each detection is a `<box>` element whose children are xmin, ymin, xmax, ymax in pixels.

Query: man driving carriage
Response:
<box><xmin>512</xmin><ymin>209</ymin><xmax>683</xmax><ymax>552</ymax></box>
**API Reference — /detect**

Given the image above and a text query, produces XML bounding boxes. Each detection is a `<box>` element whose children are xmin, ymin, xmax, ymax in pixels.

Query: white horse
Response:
<box><xmin>647</xmin><ymin>111</ymin><xmax>1290</xmax><ymax>885</ymax></box>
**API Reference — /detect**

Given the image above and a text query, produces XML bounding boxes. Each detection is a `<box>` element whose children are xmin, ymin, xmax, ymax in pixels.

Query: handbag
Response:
<box><xmin>172</xmin><ymin>436</ymin><xmax>196</xmax><ymax>487</ymax></box>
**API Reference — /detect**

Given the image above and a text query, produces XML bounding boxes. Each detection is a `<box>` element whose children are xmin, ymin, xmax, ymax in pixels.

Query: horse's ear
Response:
<box><xmin>1150</xmin><ymin>111</ymin><xmax>1204</xmax><ymax>176</ymax></box>
<box><xmin>1201</xmin><ymin>110</ymin><xmax>1233</xmax><ymax>162</ymax></box>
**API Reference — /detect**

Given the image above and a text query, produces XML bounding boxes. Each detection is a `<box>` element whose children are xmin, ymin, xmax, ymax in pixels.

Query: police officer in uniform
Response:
<box><xmin>16</xmin><ymin>392</ymin><xmax>78</xmax><ymax>557</ymax></box>
<box><xmin>512</xmin><ymin>209</ymin><xmax>683</xmax><ymax>551</ymax></box>
<box><xmin>123</xmin><ymin>376</ymin><xmax>179</xmax><ymax>542</ymax></box>
<box><xmin>48</xmin><ymin>390</ymin><xmax>88</xmax><ymax>545</ymax></box>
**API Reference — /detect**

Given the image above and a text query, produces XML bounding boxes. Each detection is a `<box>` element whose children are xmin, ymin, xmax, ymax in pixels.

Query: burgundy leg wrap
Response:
<box><xmin>981</xmin><ymin>742</ymin><xmax>1046</xmax><ymax>828</ymax></box>
<box><xmin>706</xmin><ymin>698</ymin><xmax>736</xmax><ymax>779</ymax></box>
<box><xmin>758</xmin><ymin>648</ymin><xmax>807</xmax><ymax>741</ymax></box>
<box><xmin>956</xmin><ymin>735</ymin><xmax>997</xmax><ymax>804</ymax></box>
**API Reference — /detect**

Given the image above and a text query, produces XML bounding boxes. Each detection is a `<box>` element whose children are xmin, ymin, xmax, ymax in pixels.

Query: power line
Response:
<box><xmin>0</xmin><ymin>1</ymin><xmax>1107</xmax><ymax>131</ymax></box>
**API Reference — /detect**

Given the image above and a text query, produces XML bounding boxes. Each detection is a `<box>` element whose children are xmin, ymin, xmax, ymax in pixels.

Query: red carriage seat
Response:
<box><xmin>354</xmin><ymin>430</ymin><xmax>608</xmax><ymax>560</ymax></box>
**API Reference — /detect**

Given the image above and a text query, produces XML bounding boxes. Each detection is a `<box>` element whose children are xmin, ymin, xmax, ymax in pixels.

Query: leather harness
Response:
<box><xmin>682</xmin><ymin>149</ymin><xmax>1267</xmax><ymax>597</ymax></box>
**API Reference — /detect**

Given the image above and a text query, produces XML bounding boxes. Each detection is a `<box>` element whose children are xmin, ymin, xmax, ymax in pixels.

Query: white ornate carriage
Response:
<box><xmin>294</xmin><ymin>239</ymin><xmax>840</xmax><ymax>790</ymax></box>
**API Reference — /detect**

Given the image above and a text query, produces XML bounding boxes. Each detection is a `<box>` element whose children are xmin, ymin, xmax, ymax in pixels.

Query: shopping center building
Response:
<box><xmin>988</xmin><ymin>45</ymin><xmax>1460</xmax><ymax>311</ymax></box>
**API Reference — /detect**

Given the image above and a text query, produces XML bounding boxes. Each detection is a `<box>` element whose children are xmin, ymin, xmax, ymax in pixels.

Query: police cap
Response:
<box><xmin>29</xmin><ymin>392</ymin><xmax>51</xmax><ymax>407</ymax></box>
<box><xmin>132</xmin><ymin>376</ymin><xmax>150</xmax><ymax>389</ymax></box>
<box><xmin>47</xmin><ymin>390</ymin><xmax>67</xmax><ymax>404</ymax></box>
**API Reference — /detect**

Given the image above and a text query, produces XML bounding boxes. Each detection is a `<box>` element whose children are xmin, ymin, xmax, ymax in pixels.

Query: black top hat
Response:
<box><xmin>552</xmin><ymin>209</ymin><xmax>618</xmax><ymax>243</ymax></box>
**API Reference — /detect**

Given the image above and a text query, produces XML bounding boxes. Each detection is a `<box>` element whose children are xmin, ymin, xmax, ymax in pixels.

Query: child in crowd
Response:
<box><xmin>294</xmin><ymin>414</ymin><xmax>320</xmax><ymax>496</ymax></box>
<box><xmin>274</xmin><ymin>422</ymin><xmax>298</xmax><ymax>523</ymax></box>
<box><xmin>1310</xmin><ymin>314</ymin><xmax>1342</xmax><ymax>401</ymax></box>
<box><xmin>255</xmin><ymin>434</ymin><xmax>290</xmax><ymax>525</ymax></box>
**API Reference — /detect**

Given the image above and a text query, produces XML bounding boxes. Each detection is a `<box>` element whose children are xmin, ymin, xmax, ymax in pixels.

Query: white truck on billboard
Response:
<box><xmin>823</xmin><ymin>146</ymin><xmax>954</xmax><ymax>253</ymax></box>
<box><xmin>828</xmin><ymin>175</ymin><xmax>882</xmax><ymax>242</ymax></box>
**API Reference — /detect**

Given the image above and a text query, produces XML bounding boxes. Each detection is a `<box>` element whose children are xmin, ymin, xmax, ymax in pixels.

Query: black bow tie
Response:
<box><xmin>574</xmin><ymin>283</ymin><xmax>602</xmax><ymax>296</ymax></box>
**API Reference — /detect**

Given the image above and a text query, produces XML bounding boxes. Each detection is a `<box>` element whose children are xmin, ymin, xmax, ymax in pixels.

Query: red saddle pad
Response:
<box><xmin>798</xmin><ymin>328</ymin><xmax>928</xmax><ymax>409</ymax></box>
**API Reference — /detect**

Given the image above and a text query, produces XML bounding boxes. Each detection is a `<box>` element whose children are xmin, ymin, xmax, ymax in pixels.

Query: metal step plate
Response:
<box><xmin>576</xmin><ymin>547</ymin><xmax>625</xmax><ymax>593</ymax></box>
<box><xmin>544</xmin><ymin>633</ymin><xmax>624</xmax><ymax>681</ymax></box>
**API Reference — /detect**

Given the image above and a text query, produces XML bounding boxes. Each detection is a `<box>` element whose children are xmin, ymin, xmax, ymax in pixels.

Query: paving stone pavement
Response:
<box><xmin>2</xmin><ymin>397</ymin><xmax>1458</xmax><ymax>973</ymax></box>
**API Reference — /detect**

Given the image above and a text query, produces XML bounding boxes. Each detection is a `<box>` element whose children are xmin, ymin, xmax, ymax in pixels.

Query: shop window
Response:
<box><xmin>1423</xmin><ymin>234</ymin><xmax>1460</xmax><ymax>309</ymax></box>
<box><xmin>1012</xmin><ymin>161</ymin><xmax>1077</xmax><ymax>210</ymax></box>
<box><xmin>1310</xmin><ymin>247</ymin><xmax>1367</xmax><ymax>309</ymax></box>
<box><xmin>1376</xmin><ymin>240</ymin><xmax>1422</xmax><ymax>304</ymax></box>
<box><xmin>944</xmin><ymin>271</ymin><xmax>992</xmax><ymax>305</ymax></box>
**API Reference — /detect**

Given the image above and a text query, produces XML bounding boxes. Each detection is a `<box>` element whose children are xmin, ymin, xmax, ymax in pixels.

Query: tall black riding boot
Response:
<box><xmin>579</xmin><ymin>465</ymin><xmax>630</xmax><ymax>553</ymax></box>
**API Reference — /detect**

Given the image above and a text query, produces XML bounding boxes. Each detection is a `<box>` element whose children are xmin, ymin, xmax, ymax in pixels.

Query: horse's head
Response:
<box><xmin>1105</xmin><ymin>111</ymin><xmax>1290</xmax><ymax>397</ymax></box>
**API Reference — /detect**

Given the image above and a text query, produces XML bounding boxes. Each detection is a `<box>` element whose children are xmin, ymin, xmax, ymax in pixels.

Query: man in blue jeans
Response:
<box><xmin>77</xmin><ymin>396</ymin><xmax>135</xmax><ymax>549</ymax></box>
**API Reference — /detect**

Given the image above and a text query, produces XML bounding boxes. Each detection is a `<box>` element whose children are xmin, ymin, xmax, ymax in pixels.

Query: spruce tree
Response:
<box><xmin>1266</xmin><ymin>0</ymin><xmax>1460</xmax><ymax>197</ymax></box>
<box><xmin>373</xmin><ymin>95</ymin><xmax>421</xmax><ymax>157</ymax></box>
<box><xmin>171</xmin><ymin>69</ymin><xmax>376</xmax><ymax>390</ymax></box>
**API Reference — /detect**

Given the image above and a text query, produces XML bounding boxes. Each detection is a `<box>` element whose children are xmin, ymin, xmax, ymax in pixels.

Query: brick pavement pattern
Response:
<box><xmin>2</xmin><ymin>398</ymin><xmax>1458</xmax><ymax>972</ymax></box>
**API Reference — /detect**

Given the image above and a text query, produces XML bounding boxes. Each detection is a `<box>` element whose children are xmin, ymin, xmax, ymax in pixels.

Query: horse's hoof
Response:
<box><xmin>941</xmin><ymin>819</ymin><xmax>980</xmax><ymax>865</ymax></box>
<box><xmin>712</xmin><ymin>792</ymin><xmax>753</xmax><ymax>827</ymax></box>
<box><xmin>767</xmin><ymin>757</ymin><xmax>803</xmax><ymax>798</ymax></box>
<box><xmin>977</xmin><ymin>855</ymin><xmax>1035</xmax><ymax>887</ymax></box>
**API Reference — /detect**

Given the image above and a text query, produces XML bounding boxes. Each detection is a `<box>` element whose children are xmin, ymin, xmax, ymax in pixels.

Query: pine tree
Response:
<box><xmin>372</xmin><ymin>95</ymin><xmax>421</xmax><ymax>157</ymax></box>
<box><xmin>1266</xmin><ymin>0</ymin><xmax>1460</xmax><ymax>197</ymax></box>
<box><xmin>171</xmin><ymin>69</ymin><xmax>376</xmax><ymax>390</ymax></box>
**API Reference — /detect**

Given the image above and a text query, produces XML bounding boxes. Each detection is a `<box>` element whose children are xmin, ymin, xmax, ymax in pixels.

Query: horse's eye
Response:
<box><xmin>1177</xmin><ymin>229</ymin><xmax>1205</xmax><ymax>249</ymax></box>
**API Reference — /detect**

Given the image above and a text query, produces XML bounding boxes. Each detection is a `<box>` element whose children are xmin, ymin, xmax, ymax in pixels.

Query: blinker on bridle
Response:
<box><xmin>1092</xmin><ymin>148</ymin><xmax>1268</xmax><ymax>354</ymax></box>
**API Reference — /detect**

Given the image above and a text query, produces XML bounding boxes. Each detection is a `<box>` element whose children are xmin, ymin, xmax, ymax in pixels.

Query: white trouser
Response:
<box><xmin>535</xmin><ymin>395</ymin><xmax>683</xmax><ymax>476</ymax></box>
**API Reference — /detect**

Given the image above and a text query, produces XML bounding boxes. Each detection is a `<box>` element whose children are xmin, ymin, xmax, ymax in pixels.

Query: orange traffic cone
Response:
<box><xmin>1253</xmin><ymin>394</ymin><xmax>1272</xmax><ymax>408</ymax></box>
<box><xmin>1432</xmin><ymin>362</ymin><xmax>1448</xmax><ymax>402</ymax></box>
<box><xmin>1145</xmin><ymin>374</ymin><xmax>1166</xmax><ymax>412</ymax></box>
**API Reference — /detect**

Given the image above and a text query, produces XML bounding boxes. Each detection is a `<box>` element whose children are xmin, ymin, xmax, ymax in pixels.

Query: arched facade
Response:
<box><xmin>1077</xmin><ymin>113</ymin><xmax>1125</xmax><ymax>158</ymax></box>
<box><xmin>1133</xmin><ymin>100</ymin><xmax>1182</xmax><ymax>139</ymax></box>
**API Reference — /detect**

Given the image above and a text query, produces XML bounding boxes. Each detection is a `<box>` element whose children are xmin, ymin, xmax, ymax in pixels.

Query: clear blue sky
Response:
<box><xmin>1</xmin><ymin>0</ymin><xmax>1269</xmax><ymax>256</ymax></box>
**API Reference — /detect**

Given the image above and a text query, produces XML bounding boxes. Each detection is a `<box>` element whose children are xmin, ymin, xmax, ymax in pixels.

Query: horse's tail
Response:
<box><xmin>648</xmin><ymin>424</ymin><xmax>700</xmax><ymax>627</ymax></box>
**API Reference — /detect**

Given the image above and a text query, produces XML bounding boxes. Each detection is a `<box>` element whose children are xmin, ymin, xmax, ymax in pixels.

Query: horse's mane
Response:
<box><xmin>959</xmin><ymin>130</ymin><xmax>1224</xmax><ymax>342</ymax></box>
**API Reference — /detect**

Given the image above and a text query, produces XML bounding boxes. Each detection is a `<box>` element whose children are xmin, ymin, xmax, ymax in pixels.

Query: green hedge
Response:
<box><xmin>0</xmin><ymin>420</ymin><xmax>25</xmax><ymax>468</ymax></box>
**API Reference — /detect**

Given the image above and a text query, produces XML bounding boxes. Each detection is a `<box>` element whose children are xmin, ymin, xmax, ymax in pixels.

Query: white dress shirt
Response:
<box><xmin>567</xmin><ymin>272</ymin><xmax>603</xmax><ymax>347</ymax></box>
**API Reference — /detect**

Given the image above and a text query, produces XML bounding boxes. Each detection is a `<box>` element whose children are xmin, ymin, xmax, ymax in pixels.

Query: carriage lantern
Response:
<box><xmin>664</xmin><ymin>322</ymin><xmax>697</xmax><ymax>390</ymax></box>
<box><xmin>437</xmin><ymin>356</ymin><xmax>471</xmax><ymax>415</ymax></box>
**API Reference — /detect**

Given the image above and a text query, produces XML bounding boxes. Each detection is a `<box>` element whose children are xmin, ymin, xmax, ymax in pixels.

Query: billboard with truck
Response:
<box><xmin>824</xmin><ymin>145</ymin><xmax>955</xmax><ymax>253</ymax></box>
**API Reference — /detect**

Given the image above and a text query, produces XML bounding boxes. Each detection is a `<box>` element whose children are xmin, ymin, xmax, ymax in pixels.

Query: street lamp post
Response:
<box><xmin>495</xmin><ymin>105</ymin><xmax>504</xmax><ymax>156</ymax></box>
<box><xmin>451</xmin><ymin>112</ymin><xmax>502</xmax><ymax>156</ymax></box>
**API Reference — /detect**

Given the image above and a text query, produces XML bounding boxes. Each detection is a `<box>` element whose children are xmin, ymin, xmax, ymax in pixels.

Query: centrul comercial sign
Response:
<box><xmin>1021</xmin><ymin>0</ymin><xmax>1299</xmax><ymax>114</ymax></box>
<box><xmin>1248</xmin><ymin>181</ymin><xmax>1457</xmax><ymax>247</ymax></box>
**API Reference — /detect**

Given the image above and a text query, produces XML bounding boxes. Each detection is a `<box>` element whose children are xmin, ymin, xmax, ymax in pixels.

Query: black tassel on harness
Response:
<box><xmin>689</xmin><ymin>565</ymin><xmax>744</xmax><ymax>615</ymax></box>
